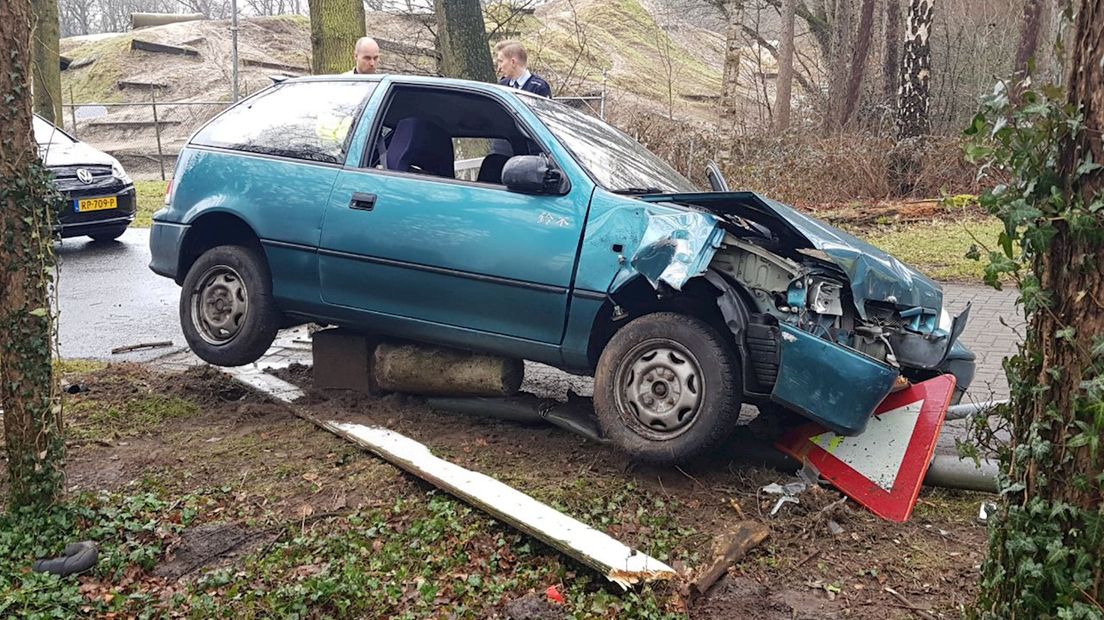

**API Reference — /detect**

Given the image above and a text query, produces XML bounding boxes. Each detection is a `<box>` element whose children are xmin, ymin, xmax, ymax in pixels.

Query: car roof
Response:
<box><xmin>281</xmin><ymin>73</ymin><xmax>516</xmax><ymax>94</ymax></box>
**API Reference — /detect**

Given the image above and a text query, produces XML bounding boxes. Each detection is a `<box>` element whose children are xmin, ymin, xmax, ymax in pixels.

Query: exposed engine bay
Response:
<box><xmin>711</xmin><ymin>232</ymin><xmax>902</xmax><ymax>370</ymax></box>
<box><xmin>622</xmin><ymin>192</ymin><xmax>972</xmax><ymax>434</ymax></box>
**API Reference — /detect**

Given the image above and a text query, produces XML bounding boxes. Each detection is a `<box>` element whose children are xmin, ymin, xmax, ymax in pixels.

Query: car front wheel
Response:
<box><xmin>180</xmin><ymin>244</ymin><xmax>280</xmax><ymax>366</ymax></box>
<box><xmin>594</xmin><ymin>312</ymin><xmax>742</xmax><ymax>465</ymax></box>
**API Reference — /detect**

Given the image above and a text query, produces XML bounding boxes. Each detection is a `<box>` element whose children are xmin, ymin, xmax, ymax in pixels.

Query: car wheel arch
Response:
<box><xmin>584</xmin><ymin>273</ymin><xmax>751</xmax><ymax>370</ymax></box>
<box><xmin>176</xmin><ymin>212</ymin><xmax>263</xmax><ymax>285</ymax></box>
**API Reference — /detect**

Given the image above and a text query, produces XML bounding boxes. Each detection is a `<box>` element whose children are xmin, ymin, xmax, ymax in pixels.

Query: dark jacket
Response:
<box><xmin>499</xmin><ymin>73</ymin><xmax>552</xmax><ymax>98</ymax></box>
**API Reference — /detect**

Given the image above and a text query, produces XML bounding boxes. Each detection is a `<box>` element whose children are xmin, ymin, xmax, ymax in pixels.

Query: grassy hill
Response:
<box><xmin>57</xmin><ymin>0</ymin><xmax>738</xmax><ymax>176</ymax></box>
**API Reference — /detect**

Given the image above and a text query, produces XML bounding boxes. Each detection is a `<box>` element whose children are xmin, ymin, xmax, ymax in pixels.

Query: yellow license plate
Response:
<box><xmin>76</xmin><ymin>196</ymin><xmax>117</xmax><ymax>212</ymax></box>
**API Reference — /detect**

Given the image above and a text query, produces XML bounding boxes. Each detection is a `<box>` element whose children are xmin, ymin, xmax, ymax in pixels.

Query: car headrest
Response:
<box><xmin>385</xmin><ymin>117</ymin><xmax>455</xmax><ymax>179</ymax></box>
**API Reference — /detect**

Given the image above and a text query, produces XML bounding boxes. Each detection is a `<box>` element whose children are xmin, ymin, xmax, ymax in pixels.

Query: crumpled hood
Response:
<box><xmin>640</xmin><ymin>191</ymin><xmax>944</xmax><ymax>315</ymax></box>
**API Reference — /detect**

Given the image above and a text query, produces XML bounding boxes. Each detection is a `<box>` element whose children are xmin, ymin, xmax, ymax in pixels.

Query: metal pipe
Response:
<box><xmin>945</xmin><ymin>399</ymin><xmax>1008</xmax><ymax>421</ymax></box>
<box><xmin>68</xmin><ymin>85</ymin><xmax>78</xmax><ymax>138</ymax></box>
<box><xmin>151</xmin><ymin>91</ymin><xmax>165</xmax><ymax>181</ymax></box>
<box><xmin>599</xmin><ymin>70</ymin><xmax>607</xmax><ymax>120</ymax></box>
<box><xmin>231</xmin><ymin>0</ymin><xmax>240</xmax><ymax>102</ymax></box>
<box><xmin>63</xmin><ymin>101</ymin><xmax>230</xmax><ymax>108</ymax></box>
<box><xmin>924</xmin><ymin>454</ymin><xmax>999</xmax><ymax>492</ymax></box>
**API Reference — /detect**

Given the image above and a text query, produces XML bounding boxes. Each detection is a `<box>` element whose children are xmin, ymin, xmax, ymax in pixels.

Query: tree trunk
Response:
<box><xmin>882</xmin><ymin>0</ymin><xmax>900</xmax><ymax>110</ymax></box>
<box><xmin>825</xmin><ymin>0</ymin><xmax>855</xmax><ymax>131</ymax></box>
<box><xmin>308</xmin><ymin>0</ymin><xmax>366</xmax><ymax>74</ymax></box>
<box><xmin>896</xmin><ymin>0</ymin><xmax>932</xmax><ymax>140</ymax></box>
<box><xmin>1035</xmin><ymin>0</ymin><xmax>1065</xmax><ymax>86</ymax></box>
<box><xmin>840</xmin><ymin>0</ymin><xmax>876</xmax><ymax>126</ymax></box>
<box><xmin>717</xmin><ymin>2</ymin><xmax>744</xmax><ymax>166</ymax></box>
<box><xmin>1</xmin><ymin>0</ymin><xmax>65</xmax><ymax>509</ymax></box>
<box><xmin>976</xmin><ymin>0</ymin><xmax>1104</xmax><ymax>615</ymax></box>
<box><xmin>31</xmin><ymin>0</ymin><xmax>62</xmax><ymax>124</ymax></box>
<box><xmin>1013</xmin><ymin>0</ymin><xmax>1044</xmax><ymax>78</ymax></box>
<box><xmin>434</xmin><ymin>0</ymin><xmax>495</xmax><ymax>82</ymax></box>
<box><xmin>773</xmin><ymin>0</ymin><xmax>796</xmax><ymax>132</ymax></box>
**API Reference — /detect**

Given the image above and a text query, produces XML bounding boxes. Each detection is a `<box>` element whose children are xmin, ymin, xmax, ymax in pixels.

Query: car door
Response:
<box><xmin>317</xmin><ymin>83</ymin><xmax>592</xmax><ymax>345</ymax></box>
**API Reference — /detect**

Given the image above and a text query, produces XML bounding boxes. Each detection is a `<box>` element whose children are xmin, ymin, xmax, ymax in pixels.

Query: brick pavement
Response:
<box><xmin>942</xmin><ymin>283</ymin><xmax>1022</xmax><ymax>401</ymax></box>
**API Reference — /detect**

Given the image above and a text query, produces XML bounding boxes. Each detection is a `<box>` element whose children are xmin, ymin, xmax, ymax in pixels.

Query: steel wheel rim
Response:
<box><xmin>190</xmin><ymin>265</ymin><xmax>249</xmax><ymax>345</ymax></box>
<box><xmin>614</xmin><ymin>338</ymin><xmax>705</xmax><ymax>440</ymax></box>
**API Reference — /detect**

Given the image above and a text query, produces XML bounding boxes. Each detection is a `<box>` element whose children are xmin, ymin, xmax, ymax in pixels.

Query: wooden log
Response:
<box><xmin>131</xmin><ymin>12</ymin><xmax>204</xmax><ymax>29</ymax></box>
<box><xmin>691</xmin><ymin>521</ymin><xmax>771</xmax><ymax>596</ymax></box>
<box><xmin>88</xmin><ymin>119</ymin><xmax>181</xmax><ymax>128</ymax></box>
<box><xmin>241</xmin><ymin>58</ymin><xmax>309</xmax><ymax>74</ymax></box>
<box><xmin>375</xmin><ymin>37</ymin><xmax>438</xmax><ymax>58</ymax></box>
<box><xmin>66</xmin><ymin>57</ymin><xmax>95</xmax><ymax>70</ymax></box>
<box><xmin>372</xmin><ymin>342</ymin><xmax>523</xmax><ymax>397</ymax></box>
<box><xmin>130</xmin><ymin>39</ymin><xmax>199</xmax><ymax>57</ymax></box>
<box><xmin>117</xmin><ymin>80</ymin><xmax>168</xmax><ymax>91</ymax></box>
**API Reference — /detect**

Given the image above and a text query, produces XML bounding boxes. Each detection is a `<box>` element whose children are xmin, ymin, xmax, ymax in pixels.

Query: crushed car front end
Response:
<box><xmin>619</xmin><ymin>191</ymin><xmax>974</xmax><ymax>436</ymax></box>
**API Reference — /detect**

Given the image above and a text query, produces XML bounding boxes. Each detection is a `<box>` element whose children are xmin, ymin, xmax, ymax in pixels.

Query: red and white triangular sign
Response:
<box><xmin>775</xmin><ymin>374</ymin><xmax>956</xmax><ymax>522</ymax></box>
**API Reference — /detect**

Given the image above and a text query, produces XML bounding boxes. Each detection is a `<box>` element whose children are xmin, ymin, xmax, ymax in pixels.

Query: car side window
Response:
<box><xmin>364</xmin><ymin>85</ymin><xmax>545</xmax><ymax>185</ymax></box>
<box><xmin>193</xmin><ymin>81</ymin><xmax>376</xmax><ymax>165</ymax></box>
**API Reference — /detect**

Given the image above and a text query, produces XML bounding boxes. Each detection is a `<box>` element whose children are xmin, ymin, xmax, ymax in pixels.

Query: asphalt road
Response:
<box><xmin>56</xmin><ymin>227</ymin><xmax>184</xmax><ymax>361</ymax></box>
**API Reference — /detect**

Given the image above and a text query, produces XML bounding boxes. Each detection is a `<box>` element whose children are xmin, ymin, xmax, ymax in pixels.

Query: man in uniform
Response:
<box><xmin>494</xmin><ymin>40</ymin><xmax>551</xmax><ymax>97</ymax></box>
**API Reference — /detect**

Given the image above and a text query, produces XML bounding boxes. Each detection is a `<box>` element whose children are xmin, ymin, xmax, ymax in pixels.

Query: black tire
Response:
<box><xmin>179</xmin><ymin>244</ymin><xmax>280</xmax><ymax>366</ymax></box>
<box><xmin>88</xmin><ymin>226</ymin><xmax>128</xmax><ymax>242</ymax></box>
<box><xmin>593</xmin><ymin>312</ymin><xmax>742</xmax><ymax>465</ymax></box>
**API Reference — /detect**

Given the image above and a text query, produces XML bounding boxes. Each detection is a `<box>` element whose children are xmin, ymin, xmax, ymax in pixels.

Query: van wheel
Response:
<box><xmin>594</xmin><ymin>312</ymin><xmax>742</xmax><ymax>465</ymax></box>
<box><xmin>180</xmin><ymin>244</ymin><xmax>280</xmax><ymax>366</ymax></box>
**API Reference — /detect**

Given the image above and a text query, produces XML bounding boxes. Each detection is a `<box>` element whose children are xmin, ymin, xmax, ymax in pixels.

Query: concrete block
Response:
<box><xmin>312</xmin><ymin>328</ymin><xmax>378</xmax><ymax>394</ymax></box>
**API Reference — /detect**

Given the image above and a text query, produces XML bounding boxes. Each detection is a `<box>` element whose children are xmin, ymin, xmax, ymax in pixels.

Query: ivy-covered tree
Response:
<box><xmin>965</xmin><ymin>1</ymin><xmax>1104</xmax><ymax>616</ymax></box>
<box><xmin>1</xmin><ymin>0</ymin><xmax>65</xmax><ymax>507</ymax></box>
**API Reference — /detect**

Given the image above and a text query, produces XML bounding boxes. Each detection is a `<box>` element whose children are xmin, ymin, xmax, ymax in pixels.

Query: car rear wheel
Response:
<box><xmin>180</xmin><ymin>244</ymin><xmax>280</xmax><ymax>366</ymax></box>
<box><xmin>594</xmin><ymin>312</ymin><xmax>742</xmax><ymax>465</ymax></box>
<box><xmin>88</xmin><ymin>226</ymin><xmax>128</xmax><ymax>242</ymax></box>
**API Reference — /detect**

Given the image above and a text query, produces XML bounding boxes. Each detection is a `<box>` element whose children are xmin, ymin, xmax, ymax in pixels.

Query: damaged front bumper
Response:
<box><xmin>609</xmin><ymin>196</ymin><xmax>974</xmax><ymax>435</ymax></box>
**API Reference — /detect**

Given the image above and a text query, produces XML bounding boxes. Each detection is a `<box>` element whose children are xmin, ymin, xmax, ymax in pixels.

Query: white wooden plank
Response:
<box><xmin>325</xmin><ymin>421</ymin><xmax>677</xmax><ymax>589</ymax></box>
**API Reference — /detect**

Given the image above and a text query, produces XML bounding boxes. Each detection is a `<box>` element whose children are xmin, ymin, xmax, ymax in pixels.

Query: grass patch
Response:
<box><xmin>61</xmin><ymin>35</ymin><xmax>134</xmax><ymax>104</ymax></box>
<box><xmin>856</xmin><ymin>217</ymin><xmax>1004</xmax><ymax>282</ymax></box>
<box><xmin>133</xmin><ymin>180</ymin><xmax>168</xmax><ymax>228</ymax></box>
<box><xmin>182</xmin><ymin>491</ymin><xmax>682</xmax><ymax>619</ymax></box>
<box><xmin>1</xmin><ymin>489</ymin><xmax>682</xmax><ymax>619</ymax></box>
<box><xmin>54</xmin><ymin>358</ymin><xmax>108</xmax><ymax>375</ymax></box>
<box><xmin>68</xmin><ymin>393</ymin><xmax>200</xmax><ymax>442</ymax></box>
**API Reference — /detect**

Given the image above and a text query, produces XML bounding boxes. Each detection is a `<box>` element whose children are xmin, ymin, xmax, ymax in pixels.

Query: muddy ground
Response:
<box><xmin>28</xmin><ymin>362</ymin><xmax>992</xmax><ymax>618</ymax></box>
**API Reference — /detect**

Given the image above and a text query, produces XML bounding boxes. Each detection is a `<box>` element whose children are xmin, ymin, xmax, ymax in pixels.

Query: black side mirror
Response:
<box><xmin>502</xmin><ymin>155</ymin><xmax>568</xmax><ymax>195</ymax></box>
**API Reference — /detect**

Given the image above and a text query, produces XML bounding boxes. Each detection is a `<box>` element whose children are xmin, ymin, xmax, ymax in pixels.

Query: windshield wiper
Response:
<box><xmin>611</xmin><ymin>186</ymin><xmax>664</xmax><ymax>195</ymax></box>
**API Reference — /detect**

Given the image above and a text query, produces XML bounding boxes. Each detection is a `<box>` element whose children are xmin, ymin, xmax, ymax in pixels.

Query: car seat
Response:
<box><xmin>385</xmin><ymin>117</ymin><xmax>455</xmax><ymax>178</ymax></box>
<box><xmin>477</xmin><ymin>153</ymin><xmax>510</xmax><ymax>184</ymax></box>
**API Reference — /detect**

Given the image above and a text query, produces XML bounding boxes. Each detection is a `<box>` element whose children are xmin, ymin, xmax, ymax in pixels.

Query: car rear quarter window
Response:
<box><xmin>192</xmin><ymin>81</ymin><xmax>375</xmax><ymax>165</ymax></box>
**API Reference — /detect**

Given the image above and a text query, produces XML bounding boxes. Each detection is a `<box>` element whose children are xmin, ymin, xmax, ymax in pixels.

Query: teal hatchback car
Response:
<box><xmin>150</xmin><ymin>75</ymin><xmax>975</xmax><ymax>465</ymax></box>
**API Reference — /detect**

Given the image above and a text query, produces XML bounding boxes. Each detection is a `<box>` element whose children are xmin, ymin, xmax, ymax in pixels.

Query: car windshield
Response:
<box><xmin>522</xmin><ymin>96</ymin><xmax>697</xmax><ymax>194</ymax></box>
<box><xmin>33</xmin><ymin>115</ymin><xmax>74</xmax><ymax>146</ymax></box>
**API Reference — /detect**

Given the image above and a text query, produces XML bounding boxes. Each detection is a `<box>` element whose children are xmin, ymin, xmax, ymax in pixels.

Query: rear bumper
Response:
<box><xmin>149</xmin><ymin>220</ymin><xmax>190</xmax><ymax>281</ymax></box>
